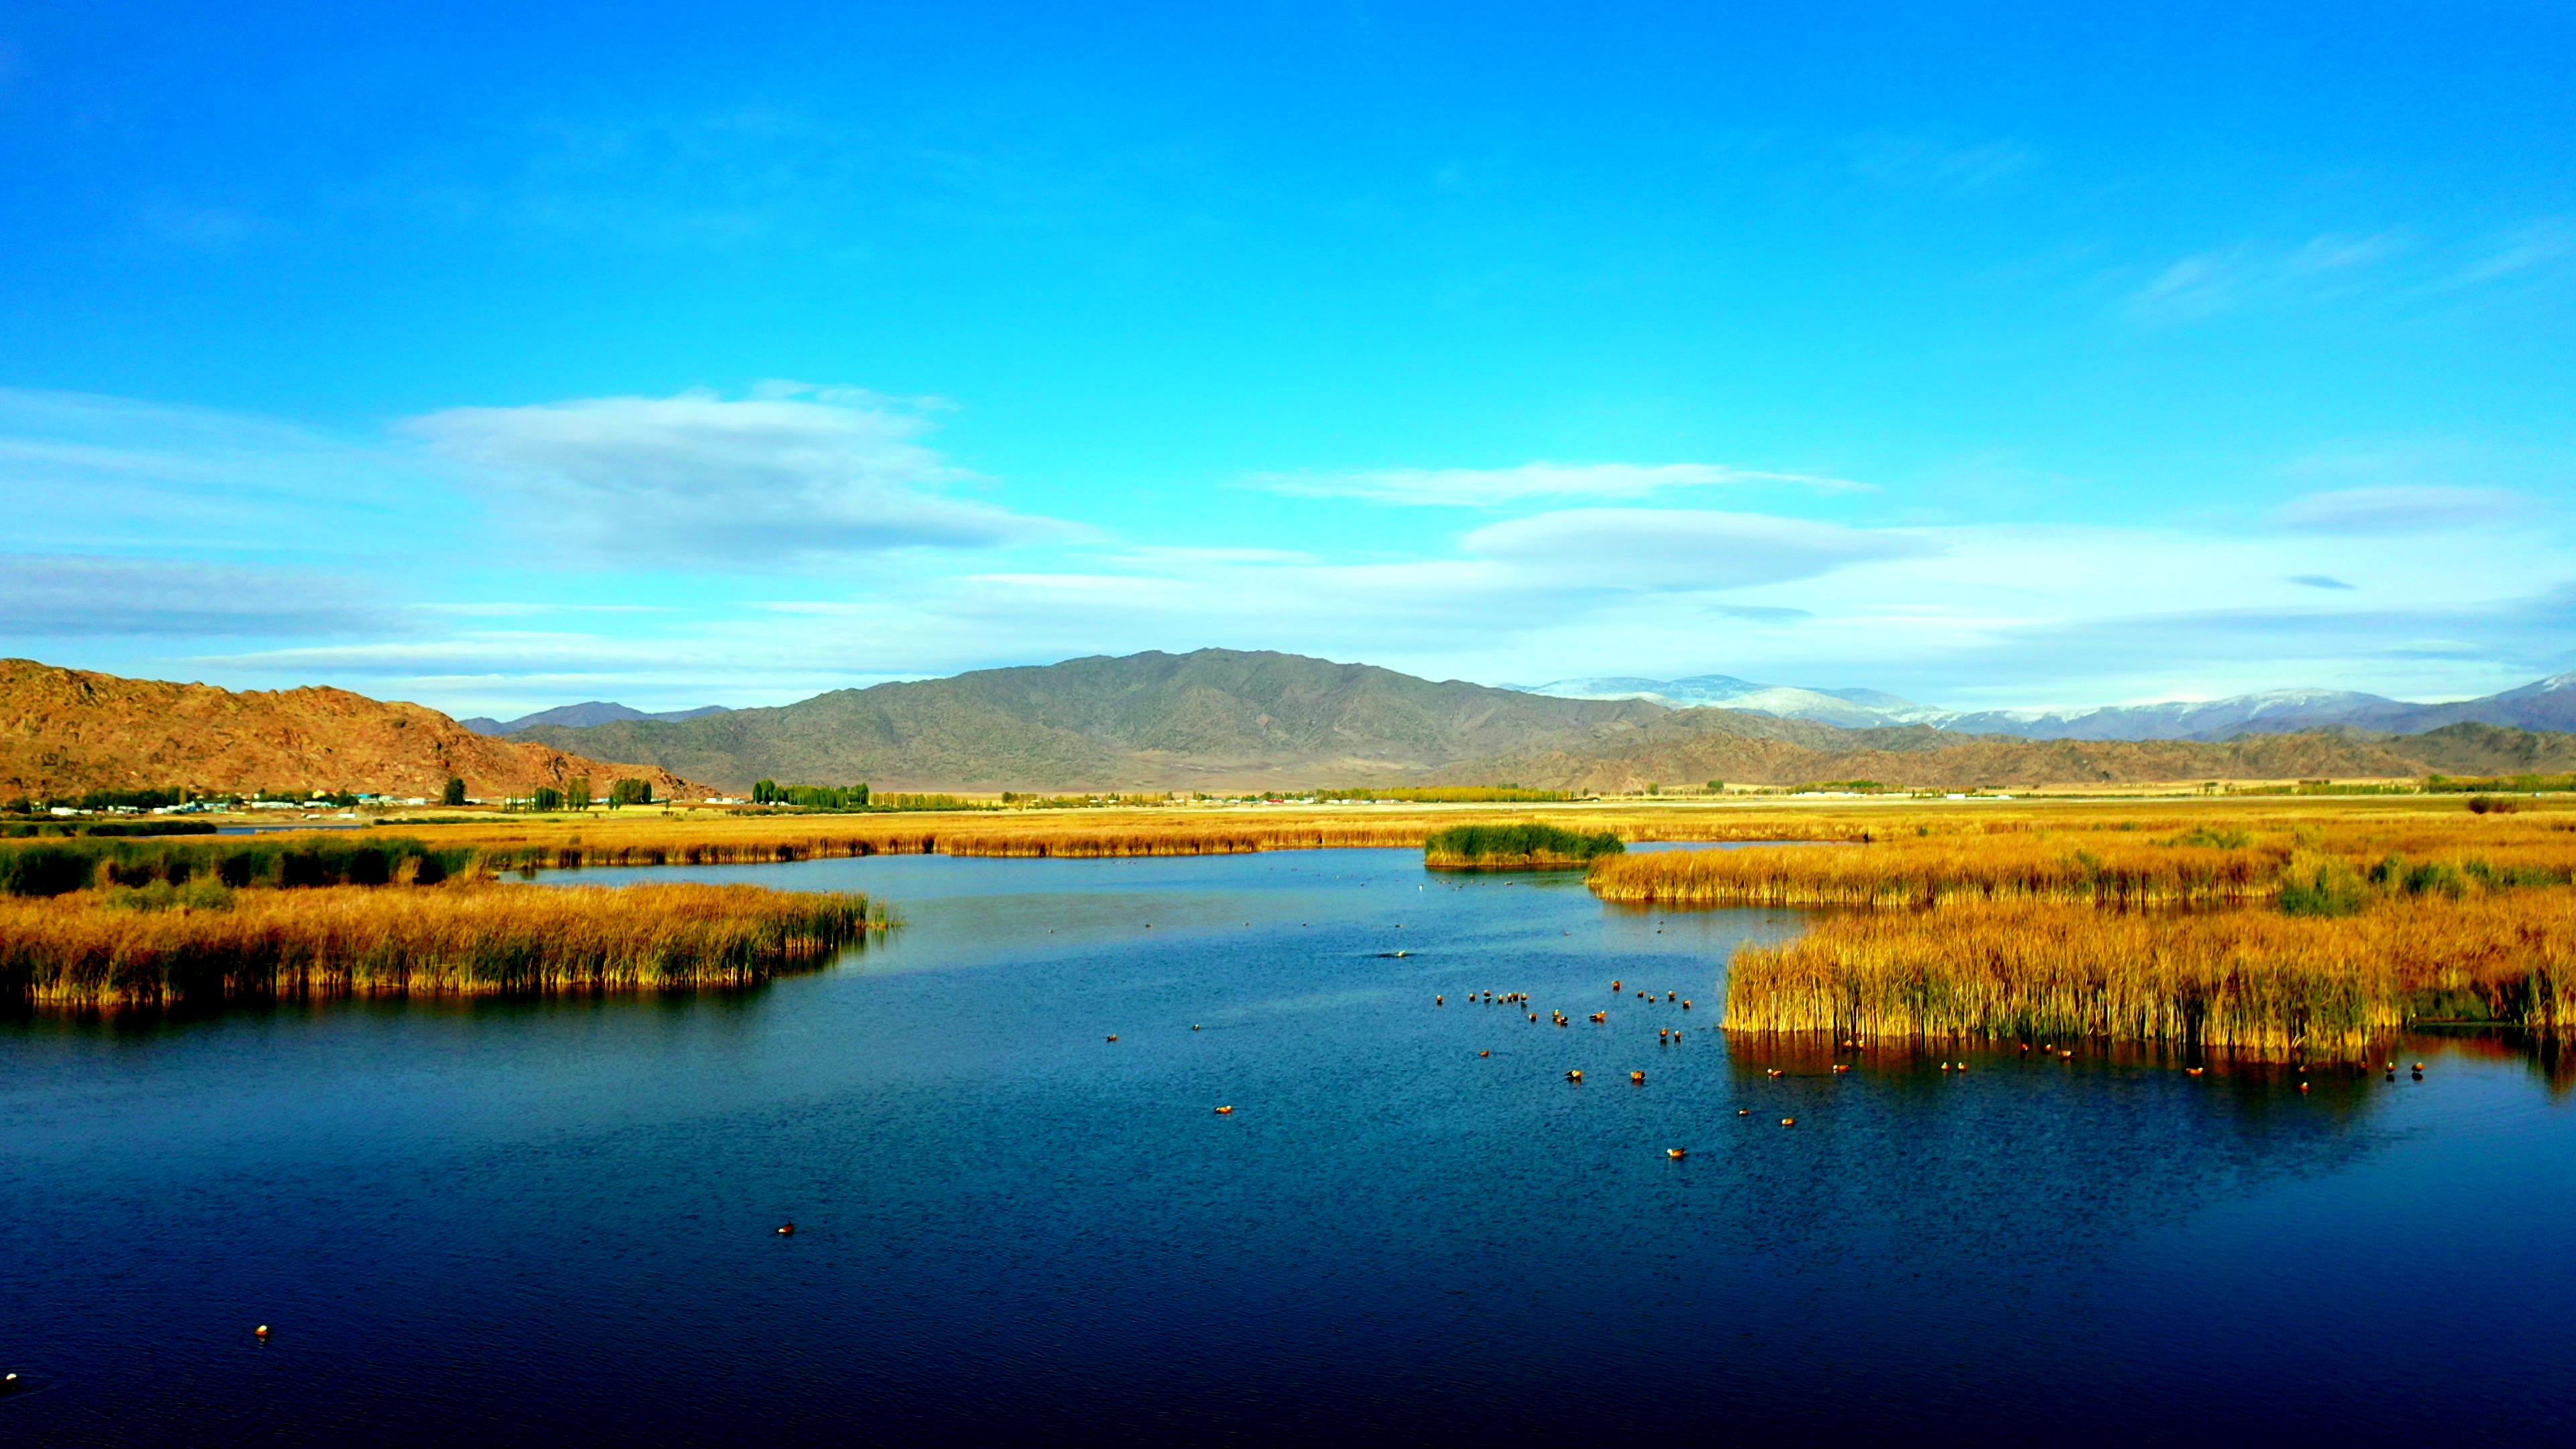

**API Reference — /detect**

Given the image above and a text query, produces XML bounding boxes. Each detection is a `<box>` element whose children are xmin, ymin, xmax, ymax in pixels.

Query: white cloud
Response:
<box><xmin>2271</xmin><ymin>486</ymin><xmax>2532</xmax><ymax>535</ymax></box>
<box><xmin>403</xmin><ymin>383</ymin><xmax>1077</xmax><ymax>564</ymax></box>
<box><xmin>1256</xmin><ymin>461</ymin><xmax>1859</xmax><ymax>506</ymax></box>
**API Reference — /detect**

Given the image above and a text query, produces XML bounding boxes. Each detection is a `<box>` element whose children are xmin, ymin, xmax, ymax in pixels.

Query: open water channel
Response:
<box><xmin>4</xmin><ymin>847</ymin><xmax>2573</xmax><ymax>1443</ymax></box>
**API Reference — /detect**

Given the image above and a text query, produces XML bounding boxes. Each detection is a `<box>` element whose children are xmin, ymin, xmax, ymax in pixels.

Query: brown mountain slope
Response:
<box><xmin>520</xmin><ymin>649</ymin><xmax>1672</xmax><ymax>792</ymax></box>
<box><xmin>2360</xmin><ymin>721</ymin><xmax>2576</xmax><ymax>776</ymax></box>
<box><xmin>0</xmin><ymin>659</ymin><xmax>703</xmax><ymax>801</ymax></box>
<box><xmin>1438</xmin><ymin>709</ymin><xmax>2436</xmax><ymax>792</ymax></box>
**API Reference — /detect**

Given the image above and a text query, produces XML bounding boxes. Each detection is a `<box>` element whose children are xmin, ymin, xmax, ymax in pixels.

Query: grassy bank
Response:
<box><xmin>1720</xmin><ymin>895</ymin><xmax>2576</xmax><ymax>1059</ymax></box>
<box><xmin>2</xmin><ymin>882</ymin><xmax>884</xmax><ymax>1010</ymax></box>
<box><xmin>1423</xmin><ymin>822</ymin><xmax>1625</xmax><ymax>870</ymax></box>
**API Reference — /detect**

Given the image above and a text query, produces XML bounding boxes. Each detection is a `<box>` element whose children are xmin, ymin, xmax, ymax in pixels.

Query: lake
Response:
<box><xmin>4</xmin><ymin>847</ymin><xmax>2573</xmax><ymax>1444</ymax></box>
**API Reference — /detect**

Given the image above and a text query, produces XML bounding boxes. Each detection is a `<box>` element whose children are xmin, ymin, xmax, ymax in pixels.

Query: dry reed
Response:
<box><xmin>1722</xmin><ymin>895</ymin><xmax>2576</xmax><ymax>1058</ymax></box>
<box><xmin>1590</xmin><ymin>835</ymin><xmax>2282</xmax><ymax>908</ymax></box>
<box><xmin>1</xmin><ymin>882</ymin><xmax>884</xmax><ymax>1010</ymax></box>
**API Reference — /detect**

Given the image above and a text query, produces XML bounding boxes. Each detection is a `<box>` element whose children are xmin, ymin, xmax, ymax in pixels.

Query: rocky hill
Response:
<box><xmin>0</xmin><ymin>659</ymin><xmax>704</xmax><ymax>801</ymax></box>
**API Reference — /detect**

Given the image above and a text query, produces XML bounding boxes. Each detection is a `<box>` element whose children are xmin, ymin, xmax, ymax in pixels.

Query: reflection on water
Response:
<box><xmin>3</xmin><ymin>848</ymin><xmax>2571</xmax><ymax>1444</ymax></box>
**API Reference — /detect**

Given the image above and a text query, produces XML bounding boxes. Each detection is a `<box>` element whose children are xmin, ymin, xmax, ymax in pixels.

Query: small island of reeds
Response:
<box><xmin>1424</xmin><ymin>822</ymin><xmax>1625</xmax><ymax>871</ymax></box>
<box><xmin>1587</xmin><ymin>807</ymin><xmax>2576</xmax><ymax>1059</ymax></box>
<box><xmin>1</xmin><ymin>879</ymin><xmax>885</xmax><ymax>1010</ymax></box>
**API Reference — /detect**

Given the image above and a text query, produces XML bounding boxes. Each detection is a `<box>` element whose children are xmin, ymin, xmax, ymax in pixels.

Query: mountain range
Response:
<box><xmin>459</xmin><ymin>702</ymin><xmax>731</xmax><ymax>735</ymax></box>
<box><xmin>519</xmin><ymin>649</ymin><xmax>2576</xmax><ymax>794</ymax></box>
<box><xmin>11</xmin><ymin>649</ymin><xmax>2575</xmax><ymax>800</ymax></box>
<box><xmin>1511</xmin><ymin>672</ymin><xmax>2576</xmax><ymax>739</ymax></box>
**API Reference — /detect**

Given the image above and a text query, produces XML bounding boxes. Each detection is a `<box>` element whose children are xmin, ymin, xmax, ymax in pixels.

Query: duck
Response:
<box><xmin>1682</xmin><ymin>1000</ymin><xmax>1692</xmax><ymax>1010</ymax></box>
<box><xmin>1737</xmin><ymin>1108</ymin><xmax>1750</xmax><ymax>1116</ymax></box>
<box><xmin>1954</xmin><ymin>1062</ymin><xmax>1968</xmax><ymax>1073</ymax></box>
<box><xmin>1780</xmin><ymin>1117</ymin><xmax>1796</xmax><ymax>1128</ymax></box>
<box><xmin>1479</xmin><ymin>1050</ymin><xmax>1491</xmax><ymax>1058</ymax></box>
<box><xmin>254</xmin><ymin>1324</ymin><xmax>272</xmax><ymax>1340</ymax></box>
<box><xmin>1832</xmin><ymin>1063</ymin><xmax>1849</xmax><ymax>1074</ymax></box>
<box><xmin>2298</xmin><ymin>1082</ymin><xmax>2310</xmax><ymax>1093</ymax></box>
<box><xmin>777</xmin><ymin>1222</ymin><xmax>795</xmax><ymax>1236</ymax></box>
<box><xmin>1591</xmin><ymin>1012</ymin><xmax>1607</xmax><ymax>1023</ymax></box>
<box><xmin>1214</xmin><ymin>1106</ymin><xmax>1234</xmax><ymax>1115</ymax></box>
<box><xmin>1106</xmin><ymin>1034</ymin><xmax>1119</xmax><ymax>1042</ymax></box>
<box><xmin>1766</xmin><ymin>1068</ymin><xmax>1783</xmax><ymax>1078</ymax></box>
<box><xmin>2186</xmin><ymin>1067</ymin><xmax>2204</xmax><ymax>1077</ymax></box>
<box><xmin>1667</xmin><ymin>1148</ymin><xmax>1687</xmax><ymax>1160</ymax></box>
<box><xmin>1611</xmin><ymin>979</ymin><xmax>1622</xmax><ymax>991</ymax></box>
<box><xmin>1566</xmin><ymin>1069</ymin><xmax>1584</xmax><ymax>1083</ymax></box>
<box><xmin>1666</xmin><ymin>991</ymin><xmax>1676</xmax><ymax>1002</ymax></box>
<box><xmin>1192</xmin><ymin>1024</ymin><xmax>1202</xmax><ymax>1031</ymax></box>
<box><xmin>1436</xmin><ymin>996</ymin><xmax>1445</xmax><ymax>1006</ymax></box>
<box><xmin>1631</xmin><ymin>1071</ymin><xmax>1646</xmax><ymax>1085</ymax></box>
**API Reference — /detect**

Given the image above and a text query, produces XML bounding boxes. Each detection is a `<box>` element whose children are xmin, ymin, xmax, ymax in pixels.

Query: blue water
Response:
<box><xmin>4</xmin><ymin>848</ymin><xmax>2572</xmax><ymax>1444</ymax></box>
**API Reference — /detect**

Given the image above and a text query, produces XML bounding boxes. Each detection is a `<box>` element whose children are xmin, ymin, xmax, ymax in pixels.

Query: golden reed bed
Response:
<box><xmin>385</xmin><ymin>794</ymin><xmax>2571</xmax><ymax>874</ymax></box>
<box><xmin>1721</xmin><ymin>896</ymin><xmax>2576</xmax><ymax>1059</ymax></box>
<box><xmin>407</xmin><ymin>805</ymin><xmax>1872</xmax><ymax>871</ymax></box>
<box><xmin>1</xmin><ymin>882</ymin><xmax>884</xmax><ymax>1010</ymax></box>
<box><xmin>1587</xmin><ymin>811</ymin><xmax>2576</xmax><ymax>908</ymax></box>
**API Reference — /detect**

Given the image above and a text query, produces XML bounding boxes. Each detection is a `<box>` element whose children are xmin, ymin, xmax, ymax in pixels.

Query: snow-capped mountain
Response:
<box><xmin>1507</xmin><ymin>675</ymin><xmax>1949</xmax><ymax>729</ymax></box>
<box><xmin>1505</xmin><ymin>673</ymin><xmax>2576</xmax><ymax>740</ymax></box>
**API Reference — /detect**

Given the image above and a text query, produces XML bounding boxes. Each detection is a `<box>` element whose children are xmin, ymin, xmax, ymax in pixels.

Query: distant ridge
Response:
<box><xmin>1513</xmin><ymin>671</ymin><xmax>2576</xmax><ymax>740</ymax></box>
<box><xmin>520</xmin><ymin>647</ymin><xmax>2573</xmax><ymax>792</ymax></box>
<box><xmin>517</xmin><ymin>649</ymin><xmax>1668</xmax><ymax>792</ymax></box>
<box><xmin>462</xmin><ymin>702</ymin><xmax>732</xmax><ymax>735</ymax></box>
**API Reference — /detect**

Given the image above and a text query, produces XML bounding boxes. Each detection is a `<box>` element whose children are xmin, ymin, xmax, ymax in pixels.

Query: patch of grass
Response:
<box><xmin>1423</xmin><ymin>822</ymin><xmax>1625</xmax><ymax>870</ymax></box>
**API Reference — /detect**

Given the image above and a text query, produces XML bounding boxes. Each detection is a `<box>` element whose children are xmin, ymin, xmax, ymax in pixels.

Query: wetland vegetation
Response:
<box><xmin>1422</xmin><ymin>821</ymin><xmax>1626</xmax><ymax>869</ymax></box>
<box><xmin>1</xmin><ymin>881</ymin><xmax>882</xmax><ymax>1010</ymax></box>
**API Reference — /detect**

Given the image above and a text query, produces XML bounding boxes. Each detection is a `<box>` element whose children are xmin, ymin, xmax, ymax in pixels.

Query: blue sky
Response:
<box><xmin>3</xmin><ymin>1</ymin><xmax>2571</xmax><ymax>716</ymax></box>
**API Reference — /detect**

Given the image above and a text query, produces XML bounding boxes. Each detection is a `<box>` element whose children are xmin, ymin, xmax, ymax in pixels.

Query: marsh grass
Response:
<box><xmin>1587</xmin><ymin>816</ymin><xmax>2576</xmax><ymax>910</ymax></box>
<box><xmin>1721</xmin><ymin>896</ymin><xmax>2576</xmax><ymax>1059</ymax></box>
<box><xmin>1423</xmin><ymin>822</ymin><xmax>1625</xmax><ymax>870</ymax></box>
<box><xmin>0</xmin><ymin>837</ymin><xmax>475</xmax><ymax>897</ymax></box>
<box><xmin>1589</xmin><ymin>835</ymin><xmax>2281</xmax><ymax>908</ymax></box>
<box><xmin>2</xmin><ymin>882</ymin><xmax>883</xmax><ymax>1010</ymax></box>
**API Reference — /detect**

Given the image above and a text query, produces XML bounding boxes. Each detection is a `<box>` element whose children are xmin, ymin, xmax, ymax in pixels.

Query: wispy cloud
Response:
<box><xmin>0</xmin><ymin>388</ymin><xmax>438</xmax><ymax>557</ymax></box>
<box><xmin>2441</xmin><ymin>218</ymin><xmax>2572</xmax><ymax>290</ymax></box>
<box><xmin>2129</xmin><ymin>231</ymin><xmax>2410</xmax><ymax>322</ymax></box>
<box><xmin>403</xmin><ymin>383</ymin><xmax>1079</xmax><ymax>566</ymax></box>
<box><xmin>1254</xmin><ymin>461</ymin><xmax>1860</xmax><ymax>506</ymax></box>
<box><xmin>2286</xmin><ymin>574</ymin><xmax>2356</xmax><ymax>590</ymax></box>
<box><xmin>1462</xmin><ymin>508</ymin><xmax>1929</xmax><ymax>588</ymax></box>
<box><xmin>2271</xmin><ymin>486</ymin><xmax>2532</xmax><ymax>535</ymax></box>
<box><xmin>0</xmin><ymin>555</ymin><xmax>390</xmax><ymax>638</ymax></box>
<box><xmin>1843</xmin><ymin>136</ymin><xmax>2035</xmax><ymax>193</ymax></box>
